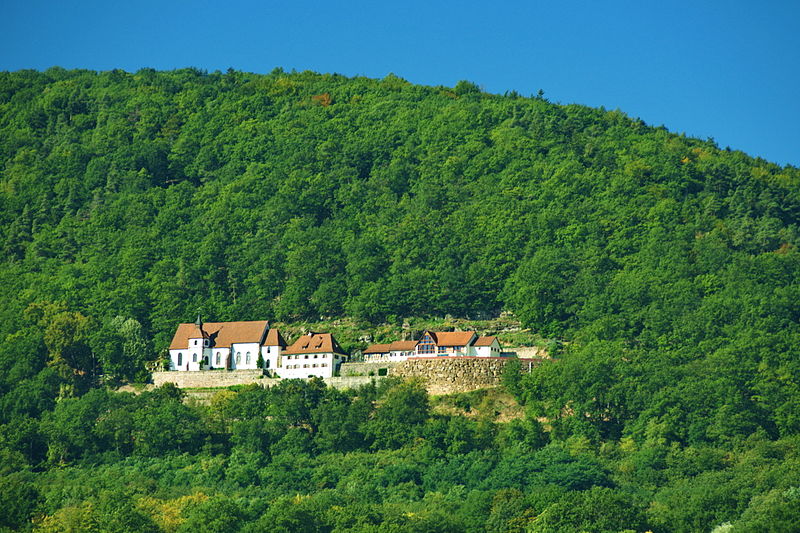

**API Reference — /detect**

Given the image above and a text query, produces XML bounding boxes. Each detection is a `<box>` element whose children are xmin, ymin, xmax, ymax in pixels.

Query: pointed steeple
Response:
<box><xmin>195</xmin><ymin>313</ymin><xmax>203</xmax><ymax>329</ymax></box>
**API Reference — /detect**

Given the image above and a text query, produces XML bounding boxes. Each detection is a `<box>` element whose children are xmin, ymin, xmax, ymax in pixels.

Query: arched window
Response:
<box><xmin>177</xmin><ymin>353</ymin><xmax>183</xmax><ymax>366</ymax></box>
<box><xmin>236</xmin><ymin>352</ymin><xmax>241</xmax><ymax>365</ymax></box>
<box><xmin>215</xmin><ymin>352</ymin><xmax>221</xmax><ymax>365</ymax></box>
<box><xmin>192</xmin><ymin>353</ymin><xmax>197</xmax><ymax>363</ymax></box>
<box><xmin>246</xmin><ymin>352</ymin><xmax>251</xmax><ymax>364</ymax></box>
<box><xmin>265</xmin><ymin>359</ymin><xmax>270</xmax><ymax>369</ymax></box>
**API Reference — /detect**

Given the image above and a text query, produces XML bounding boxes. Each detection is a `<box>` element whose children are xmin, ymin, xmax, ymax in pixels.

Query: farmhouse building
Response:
<box><xmin>280</xmin><ymin>331</ymin><xmax>347</xmax><ymax>379</ymax></box>
<box><xmin>364</xmin><ymin>331</ymin><xmax>502</xmax><ymax>361</ymax></box>
<box><xmin>363</xmin><ymin>340</ymin><xmax>417</xmax><ymax>361</ymax></box>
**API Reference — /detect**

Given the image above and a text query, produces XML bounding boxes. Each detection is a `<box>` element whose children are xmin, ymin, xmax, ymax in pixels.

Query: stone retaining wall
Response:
<box><xmin>339</xmin><ymin>361</ymin><xmax>402</xmax><ymax>376</ymax></box>
<box><xmin>152</xmin><ymin>370</ymin><xmax>268</xmax><ymax>388</ymax></box>
<box><xmin>152</xmin><ymin>357</ymin><xmax>546</xmax><ymax>395</ymax></box>
<box><xmin>151</xmin><ymin>370</ymin><xmax>384</xmax><ymax>392</ymax></box>
<box><xmin>392</xmin><ymin>357</ymin><xmax>544</xmax><ymax>395</ymax></box>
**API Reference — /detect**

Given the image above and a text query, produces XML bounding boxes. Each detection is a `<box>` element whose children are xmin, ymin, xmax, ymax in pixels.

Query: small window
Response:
<box><xmin>303</xmin><ymin>364</ymin><xmax>309</xmax><ymax>368</ymax></box>
<box><xmin>312</xmin><ymin>363</ymin><xmax>317</xmax><ymax>368</ymax></box>
<box><xmin>192</xmin><ymin>354</ymin><xmax>197</xmax><ymax>363</ymax></box>
<box><xmin>177</xmin><ymin>353</ymin><xmax>183</xmax><ymax>366</ymax></box>
<box><xmin>265</xmin><ymin>359</ymin><xmax>270</xmax><ymax>369</ymax></box>
<box><xmin>246</xmin><ymin>352</ymin><xmax>251</xmax><ymax>364</ymax></box>
<box><xmin>304</xmin><ymin>354</ymin><xmax>309</xmax><ymax>359</ymax></box>
<box><xmin>194</xmin><ymin>340</ymin><xmax>198</xmax><ymax>345</ymax></box>
<box><xmin>236</xmin><ymin>352</ymin><xmax>241</xmax><ymax>364</ymax></box>
<box><xmin>314</xmin><ymin>354</ymin><xmax>318</xmax><ymax>358</ymax></box>
<box><xmin>321</xmin><ymin>363</ymin><xmax>327</xmax><ymax>367</ymax></box>
<box><xmin>216</xmin><ymin>352</ymin><xmax>221</xmax><ymax>365</ymax></box>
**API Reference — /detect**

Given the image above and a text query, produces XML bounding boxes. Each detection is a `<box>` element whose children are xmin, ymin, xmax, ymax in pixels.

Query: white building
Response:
<box><xmin>471</xmin><ymin>335</ymin><xmax>502</xmax><ymax>357</ymax></box>
<box><xmin>168</xmin><ymin>317</ymin><xmax>286</xmax><ymax>371</ymax></box>
<box><xmin>279</xmin><ymin>331</ymin><xmax>347</xmax><ymax>379</ymax></box>
<box><xmin>363</xmin><ymin>331</ymin><xmax>502</xmax><ymax>361</ymax></box>
<box><xmin>363</xmin><ymin>340</ymin><xmax>417</xmax><ymax>361</ymax></box>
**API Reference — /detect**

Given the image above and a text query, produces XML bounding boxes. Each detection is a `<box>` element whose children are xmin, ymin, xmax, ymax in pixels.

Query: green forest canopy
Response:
<box><xmin>1</xmin><ymin>67</ymin><xmax>800</xmax><ymax>531</ymax></box>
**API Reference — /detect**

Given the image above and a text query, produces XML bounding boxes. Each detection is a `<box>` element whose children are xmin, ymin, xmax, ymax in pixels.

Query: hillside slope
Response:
<box><xmin>0</xmin><ymin>68</ymin><xmax>798</xmax><ymax>415</ymax></box>
<box><xmin>2</xmin><ymin>68</ymin><xmax>800</xmax><ymax>531</ymax></box>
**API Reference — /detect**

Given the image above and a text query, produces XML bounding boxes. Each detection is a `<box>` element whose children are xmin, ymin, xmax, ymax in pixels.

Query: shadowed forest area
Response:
<box><xmin>1</xmin><ymin>68</ymin><xmax>799</xmax><ymax>531</ymax></box>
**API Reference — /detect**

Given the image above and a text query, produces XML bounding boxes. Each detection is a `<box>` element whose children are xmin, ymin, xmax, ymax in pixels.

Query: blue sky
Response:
<box><xmin>2</xmin><ymin>0</ymin><xmax>798</xmax><ymax>166</ymax></box>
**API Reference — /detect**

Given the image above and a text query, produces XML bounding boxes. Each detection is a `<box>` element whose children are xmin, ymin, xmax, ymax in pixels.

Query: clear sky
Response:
<box><xmin>2</xmin><ymin>0</ymin><xmax>798</xmax><ymax>167</ymax></box>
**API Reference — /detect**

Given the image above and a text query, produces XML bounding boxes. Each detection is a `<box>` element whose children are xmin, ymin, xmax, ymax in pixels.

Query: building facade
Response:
<box><xmin>279</xmin><ymin>332</ymin><xmax>347</xmax><ymax>379</ymax></box>
<box><xmin>168</xmin><ymin>317</ymin><xmax>286</xmax><ymax>372</ymax></box>
<box><xmin>364</xmin><ymin>331</ymin><xmax>503</xmax><ymax>361</ymax></box>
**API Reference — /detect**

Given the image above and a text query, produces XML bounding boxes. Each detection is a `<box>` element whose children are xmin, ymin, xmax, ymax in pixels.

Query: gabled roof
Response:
<box><xmin>264</xmin><ymin>328</ymin><xmax>287</xmax><ymax>347</ymax></box>
<box><xmin>284</xmin><ymin>332</ymin><xmax>346</xmax><ymax>355</ymax></box>
<box><xmin>169</xmin><ymin>320</ymin><xmax>269</xmax><ymax>350</ymax></box>
<box><xmin>364</xmin><ymin>343</ymin><xmax>392</xmax><ymax>354</ymax></box>
<box><xmin>364</xmin><ymin>340</ymin><xmax>417</xmax><ymax>354</ymax></box>
<box><xmin>424</xmin><ymin>331</ymin><xmax>477</xmax><ymax>347</ymax></box>
<box><xmin>389</xmin><ymin>340</ymin><xmax>417</xmax><ymax>351</ymax></box>
<box><xmin>473</xmin><ymin>336</ymin><xmax>499</xmax><ymax>347</ymax></box>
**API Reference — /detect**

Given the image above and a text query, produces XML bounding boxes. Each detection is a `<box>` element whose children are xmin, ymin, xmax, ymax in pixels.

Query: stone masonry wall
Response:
<box><xmin>151</xmin><ymin>370</ymin><xmax>383</xmax><ymax>392</ymax></box>
<box><xmin>339</xmin><ymin>361</ymin><xmax>402</xmax><ymax>376</ymax></box>
<box><xmin>152</xmin><ymin>370</ymin><xmax>268</xmax><ymax>388</ymax></box>
<box><xmin>152</xmin><ymin>358</ymin><xmax>546</xmax><ymax>395</ymax></box>
<box><xmin>392</xmin><ymin>357</ymin><xmax>544</xmax><ymax>395</ymax></box>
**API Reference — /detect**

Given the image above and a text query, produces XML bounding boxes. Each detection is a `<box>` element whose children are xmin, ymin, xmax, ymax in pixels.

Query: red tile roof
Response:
<box><xmin>364</xmin><ymin>340</ymin><xmax>417</xmax><ymax>354</ymax></box>
<box><xmin>364</xmin><ymin>343</ymin><xmax>392</xmax><ymax>354</ymax></box>
<box><xmin>428</xmin><ymin>331</ymin><xmax>477</xmax><ymax>347</ymax></box>
<box><xmin>169</xmin><ymin>320</ymin><xmax>271</xmax><ymax>350</ymax></box>
<box><xmin>473</xmin><ymin>336</ymin><xmax>498</xmax><ymax>347</ymax></box>
<box><xmin>284</xmin><ymin>332</ymin><xmax>346</xmax><ymax>355</ymax></box>
<box><xmin>264</xmin><ymin>328</ymin><xmax>287</xmax><ymax>347</ymax></box>
<box><xmin>389</xmin><ymin>340</ymin><xmax>418</xmax><ymax>351</ymax></box>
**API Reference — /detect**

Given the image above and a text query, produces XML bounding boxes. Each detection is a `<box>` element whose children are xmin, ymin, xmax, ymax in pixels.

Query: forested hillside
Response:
<box><xmin>1</xmin><ymin>68</ymin><xmax>800</xmax><ymax>531</ymax></box>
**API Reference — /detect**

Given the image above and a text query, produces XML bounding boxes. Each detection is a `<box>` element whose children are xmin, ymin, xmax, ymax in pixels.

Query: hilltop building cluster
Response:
<box><xmin>363</xmin><ymin>331</ymin><xmax>501</xmax><ymax>361</ymax></box>
<box><xmin>168</xmin><ymin>316</ymin><xmax>346</xmax><ymax>378</ymax></box>
<box><xmin>168</xmin><ymin>316</ymin><xmax>505</xmax><ymax>379</ymax></box>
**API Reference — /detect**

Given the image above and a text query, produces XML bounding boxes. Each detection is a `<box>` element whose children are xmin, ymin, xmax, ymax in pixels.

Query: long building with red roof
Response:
<box><xmin>363</xmin><ymin>331</ymin><xmax>501</xmax><ymax>361</ymax></box>
<box><xmin>280</xmin><ymin>331</ymin><xmax>348</xmax><ymax>378</ymax></box>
